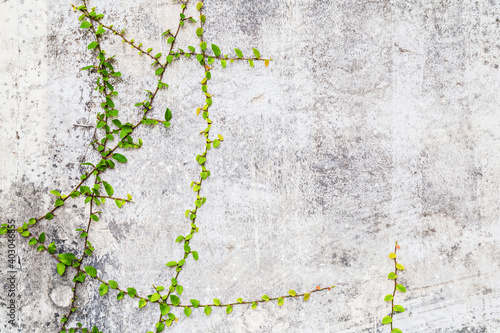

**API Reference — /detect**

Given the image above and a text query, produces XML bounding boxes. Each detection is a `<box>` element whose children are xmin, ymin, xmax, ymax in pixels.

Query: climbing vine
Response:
<box><xmin>0</xmin><ymin>1</ymin><xmax>335</xmax><ymax>332</ymax></box>
<box><xmin>382</xmin><ymin>241</ymin><xmax>407</xmax><ymax>333</ymax></box>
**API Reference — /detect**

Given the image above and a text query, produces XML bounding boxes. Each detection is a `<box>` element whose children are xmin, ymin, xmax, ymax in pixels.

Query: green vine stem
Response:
<box><xmin>382</xmin><ymin>241</ymin><xmax>407</xmax><ymax>333</ymax></box>
<box><xmin>0</xmin><ymin>0</ymin><xmax>332</xmax><ymax>331</ymax></box>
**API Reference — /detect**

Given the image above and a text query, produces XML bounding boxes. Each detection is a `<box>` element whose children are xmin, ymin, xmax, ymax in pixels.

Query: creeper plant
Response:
<box><xmin>0</xmin><ymin>1</ymin><xmax>334</xmax><ymax>332</ymax></box>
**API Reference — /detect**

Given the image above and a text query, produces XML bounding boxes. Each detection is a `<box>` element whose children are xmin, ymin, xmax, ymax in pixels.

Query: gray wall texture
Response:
<box><xmin>1</xmin><ymin>0</ymin><xmax>500</xmax><ymax>332</ymax></box>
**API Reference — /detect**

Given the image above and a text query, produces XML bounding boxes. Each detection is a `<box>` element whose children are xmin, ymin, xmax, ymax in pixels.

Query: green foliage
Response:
<box><xmin>57</xmin><ymin>263</ymin><xmax>66</xmax><ymax>276</ymax></box>
<box><xmin>204</xmin><ymin>305</ymin><xmax>212</xmax><ymax>316</ymax></box>
<box><xmin>382</xmin><ymin>241</ymin><xmax>407</xmax><ymax>332</ymax></box>
<box><xmin>184</xmin><ymin>307</ymin><xmax>192</xmax><ymax>317</ymax></box>
<box><xmin>1</xmin><ymin>2</ymin><xmax>342</xmax><ymax>332</ymax></box>
<box><xmin>99</xmin><ymin>283</ymin><xmax>109</xmax><ymax>296</ymax></box>
<box><xmin>84</xmin><ymin>266</ymin><xmax>97</xmax><ymax>278</ymax></box>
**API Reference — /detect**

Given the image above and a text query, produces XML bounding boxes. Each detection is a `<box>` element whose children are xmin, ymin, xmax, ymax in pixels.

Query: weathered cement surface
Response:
<box><xmin>1</xmin><ymin>0</ymin><xmax>500</xmax><ymax>332</ymax></box>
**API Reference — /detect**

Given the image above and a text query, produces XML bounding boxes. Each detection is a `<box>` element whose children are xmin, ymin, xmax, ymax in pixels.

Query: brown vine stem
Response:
<box><xmin>23</xmin><ymin>216</ymin><xmax>334</xmax><ymax>326</ymax></box>
<box><xmin>176</xmin><ymin>51</ymin><xmax>268</xmax><ymax>62</ymax></box>
<box><xmin>81</xmin><ymin>15</ymin><xmax>159</xmax><ymax>63</ymax></box>
<box><xmin>29</xmin><ymin>0</ymin><xmax>174</xmax><ymax>230</ymax></box>
<box><xmin>166</xmin><ymin>287</ymin><xmax>334</xmax><ymax>308</ymax></box>
<box><xmin>61</xmin><ymin>197</ymin><xmax>95</xmax><ymax>331</ymax></box>
<box><xmin>94</xmin><ymin>195</ymin><xmax>132</xmax><ymax>201</ymax></box>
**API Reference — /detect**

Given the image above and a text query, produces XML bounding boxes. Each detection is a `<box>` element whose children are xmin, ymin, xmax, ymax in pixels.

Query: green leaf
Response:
<box><xmin>176</xmin><ymin>285</ymin><xmax>183</xmax><ymax>295</ymax></box>
<box><xmin>248</xmin><ymin>59</ymin><xmax>254</xmax><ymax>68</ymax></box>
<box><xmin>192</xmin><ymin>251</ymin><xmax>199</xmax><ymax>261</ymax></box>
<box><xmin>128</xmin><ymin>288</ymin><xmax>137</xmax><ymax>298</ymax></box>
<box><xmin>103</xmin><ymin>182</ymin><xmax>114</xmax><ymax>196</ymax></box>
<box><xmin>28</xmin><ymin>237</ymin><xmax>37</xmax><ymax>245</ymax></box>
<box><xmin>252</xmin><ymin>301</ymin><xmax>257</xmax><ymax>309</ymax></box>
<box><xmin>99</xmin><ymin>283</ymin><xmax>109</xmax><ymax>296</ymax></box>
<box><xmin>384</xmin><ymin>294</ymin><xmax>394</xmax><ymax>302</ymax></box>
<box><xmin>166</xmin><ymin>55</ymin><xmax>173</xmax><ymax>63</ymax></box>
<box><xmin>278</xmin><ymin>297</ymin><xmax>284</xmax><ymax>306</ymax></box>
<box><xmin>234</xmin><ymin>48</ymin><xmax>243</xmax><ymax>58</ymax></box>
<box><xmin>50</xmin><ymin>190</ymin><xmax>61</xmax><ymax>197</ymax></box>
<box><xmin>211</xmin><ymin>44</ymin><xmax>221</xmax><ymax>57</ymax></box>
<box><xmin>21</xmin><ymin>230</ymin><xmax>30</xmax><ymax>237</ymax></box>
<box><xmin>109</xmin><ymin>280</ymin><xmax>118</xmax><ymax>289</ymax></box>
<box><xmin>80</xmin><ymin>21</ymin><xmax>92</xmax><ymax>29</ymax></box>
<box><xmin>90</xmin><ymin>214</ymin><xmax>99</xmax><ymax>221</ymax></box>
<box><xmin>190</xmin><ymin>299</ymin><xmax>200</xmax><ymax>308</ymax></box>
<box><xmin>87</xmin><ymin>41</ymin><xmax>99</xmax><ymax>50</ymax></box>
<box><xmin>391</xmin><ymin>329</ymin><xmax>403</xmax><ymax>333</ymax></box>
<box><xmin>96</xmin><ymin>25</ymin><xmax>105</xmax><ymax>34</ymax></box>
<box><xmin>382</xmin><ymin>316</ymin><xmax>393</xmax><ymax>324</ymax></box>
<box><xmin>252</xmin><ymin>48</ymin><xmax>260</xmax><ymax>58</ymax></box>
<box><xmin>117</xmin><ymin>291</ymin><xmax>124</xmax><ymax>300</ymax></box>
<box><xmin>304</xmin><ymin>293</ymin><xmax>310</xmax><ymax>301</ymax></box>
<box><xmin>160</xmin><ymin>304</ymin><xmax>170</xmax><ymax>315</ymax></box>
<box><xmin>213</xmin><ymin>139</ymin><xmax>220</xmax><ymax>148</ymax></box>
<box><xmin>38</xmin><ymin>232</ymin><xmax>46</xmax><ymax>243</ymax></box>
<box><xmin>393</xmin><ymin>305</ymin><xmax>405</xmax><ymax>312</ymax></box>
<box><xmin>47</xmin><ymin>242</ymin><xmax>56</xmax><ymax>253</ymax></box>
<box><xmin>139</xmin><ymin>299</ymin><xmax>147</xmax><ymax>308</ymax></box>
<box><xmin>112</xmin><ymin>153</ymin><xmax>127</xmax><ymax>163</ymax></box>
<box><xmin>156</xmin><ymin>322</ymin><xmax>165</xmax><ymax>332</ymax></box>
<box><xmin>55</xmin><ymin>198</ymin><xmax>64</xmax><ymax>207</ymax></box>
<box><xmin>155</xmin><ymin>67</ymin><xmax>164</xmax><ymax>76</ymax></box>
<box><xmin>84</xmin><ymin>266</ymin><xmax>97</xmax><ymax>278</ymax></box>
<box><xmin>184</xmin><ymin>306</ymin><xmax>192</xmax><ymax>317</ymax></box>
<box><xmin>204</xmin><ymin>305</ymin><xmax>212</xmax><ymax>316</ymax></box>
<box><xmin>196</xmin><ymin>1</ymin><xmax>203</xmax><ymax>10</ymax></box>
<box><xmin>200</xmin><ymin>42</ymin><xmax>207</xmax><ymax>51</ymax></box>
<box><xmin>175</xmin><ymin>235</ymin><xmax>184</xmax><ymax>242</ymax></box>
<box><xmin>196</xmin><ymin>28</ymin><xmax>203</xmax><ymax>37</ymax></box>
<box><xmin>396</xmin><ymin>263</ymin><xmax>406</xmax><ymax>270</ymax></box>
<box><xmin>388</xmin><ymin>272</ymin><xmax>397</xmax><ymax>280</ymax></box>
<box><xmin>167</xmin><ymin>37</ymin><xmax>175</xmax><ymax>44</ymax></box>
<box><xmin>396</xmin><ymin>284</ymin><xmax>407</xmax><ymax>293</ymax></box>
<box><xmin>166</xmin><ymin>261</ymin><xmax>177</xmax><ymax>267</ymax></box>
<box><xmin>170</xmin><ymin>295</ymin><xmax>180</xmax><ymax>306</ymax></box>
<box><xmin>226</xmin><ymin>304</ymin><xmax>233</xmax><ymax>314</ymax></box>
<box><xmin>165</xmin><ymin>108</ymin><xmax>172</xmax><ymax>122</ymax></box>
<box><xmin>213</xmin><ymin>298</ymin><xmax>220</xmax><ymax>306</ymax></box>
<box><xmin>150</xmin><ymin>293</ymin><xmax>161</xmax><ymax>302</ymax></box>
<box><xmin>57</xmin><ymin>263</ymin><xmax>66</xmax><ymax>276</ymax></box>
<box><xmin>45</xmin><ymin>212</ymin><xmax>54</xmax><ymax>220</ymax></box>
<box><xmin>221</xmin><ymin>59</ymin><xmax>226</xmax><ymax>68</ymax></box>
<box><xmin>237</xmin><ymin>298</ymin><xmax>243</xmax><ymax>303</ymax></box>
<box><xmin>262</xmin><ymin>295</ymin><xmax>270</xmax><ymax>302</ymax></box>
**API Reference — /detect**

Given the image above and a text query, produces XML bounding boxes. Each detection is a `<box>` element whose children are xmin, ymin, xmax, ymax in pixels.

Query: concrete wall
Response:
<box><xmin>1</xmin><ymin>0</ymin><xmax>500</xmax><ymax>332</ymax></box>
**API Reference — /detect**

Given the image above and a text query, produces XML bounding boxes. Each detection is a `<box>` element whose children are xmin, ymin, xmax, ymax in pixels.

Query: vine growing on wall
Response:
<box><xmin>0</xmin><ymin>1</ymin><xmax>335</xmax><ymax>332</ymax></box>
<box><xmin>382</xmin><ymin>241</ymin><xmax>407</xmax><ymax>333</ymax></box>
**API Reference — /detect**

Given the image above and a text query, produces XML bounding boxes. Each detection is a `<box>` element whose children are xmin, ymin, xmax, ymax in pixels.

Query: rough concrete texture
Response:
<box><xmin>1</xmin><ymin>0</ymin><xmax>500</xmax><ymax>332</ymax></box>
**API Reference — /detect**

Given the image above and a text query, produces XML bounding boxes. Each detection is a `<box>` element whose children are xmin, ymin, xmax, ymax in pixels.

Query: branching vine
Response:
<box><xmin>0</xmin><ymin>1</ymin><xmax>334</xmax><ymax>332</ymax></box>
